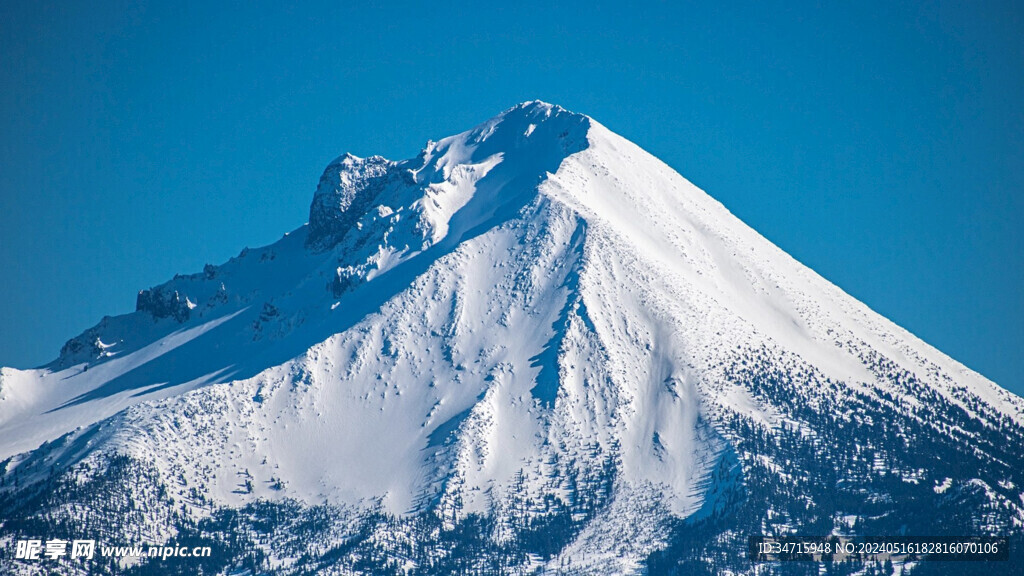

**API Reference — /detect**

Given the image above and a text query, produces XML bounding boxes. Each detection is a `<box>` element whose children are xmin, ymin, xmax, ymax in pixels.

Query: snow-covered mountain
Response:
<box><xmin>2</xmin><ymin>101</ymin><xmax>1022</xmax><ymax>575</ymax></box>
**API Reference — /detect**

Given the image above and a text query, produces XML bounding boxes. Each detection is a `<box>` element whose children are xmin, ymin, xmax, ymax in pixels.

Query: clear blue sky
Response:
<box><xmin>1</xmin><ymin>1</ymin><xmax>1021</xmax><ymax>394</ymax></box>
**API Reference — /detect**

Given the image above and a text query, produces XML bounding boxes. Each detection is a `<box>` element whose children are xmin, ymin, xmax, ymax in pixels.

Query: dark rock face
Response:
<box><xmin>306</xmin><ymin>154</ymin><xmax>394</xmax><ymax>250</ymax></box>
<box><xmin>135</xmin><ymin>287</ymin><xmax>192</xmax><ymax>322</ymax></box>
<box><xmin>330</xmin><ymin>266</ymin><xmax>359</xmax><ymax>297</ymax></box>
<box><xmin>58</xmin><ymin>329</ymin><xmax>105</xmax><ymax>366</ymax></box>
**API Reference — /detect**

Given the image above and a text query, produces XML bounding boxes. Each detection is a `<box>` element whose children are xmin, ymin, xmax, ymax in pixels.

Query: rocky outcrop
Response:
<box><xmin>306</xmin><ymin>154</ymin><xmax>394</xmax><ymax>250</ymax></box>
<box><xmin>135</xmin><ymin>287</ymin><xmax>193</xmax><ymax>322</ymax></box>
<box><xmin>58</xmin><ymin>329</ymin><xmax>106</xmax><ymax>365</ymax></box>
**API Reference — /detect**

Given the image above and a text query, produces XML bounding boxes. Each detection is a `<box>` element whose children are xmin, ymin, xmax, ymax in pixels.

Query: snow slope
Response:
<box><xmin>2</xmin><ymin>101</ymin><xmax>1022</xmax><ymax>575</ymax></box>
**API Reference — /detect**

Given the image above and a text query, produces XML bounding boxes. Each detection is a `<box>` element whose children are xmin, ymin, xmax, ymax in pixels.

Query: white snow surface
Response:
<box><xmin>1</xmin><ymin>101</ymin><xmax>1022</xmax><ymax>571</ymax></box>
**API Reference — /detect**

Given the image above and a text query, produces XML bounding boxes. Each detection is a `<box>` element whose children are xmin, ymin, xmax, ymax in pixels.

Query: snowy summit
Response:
<box><xmin>1</xmin><ymin>102</ymin><xmax>1022</xmax><ymax>575</ymax></box>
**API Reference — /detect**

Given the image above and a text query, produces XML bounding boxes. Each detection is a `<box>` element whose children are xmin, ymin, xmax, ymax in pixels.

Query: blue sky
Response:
<box><xmin>1</xmin><ymin>1</ymin><xmax>1021</xmax><ymax>394</ymax></box>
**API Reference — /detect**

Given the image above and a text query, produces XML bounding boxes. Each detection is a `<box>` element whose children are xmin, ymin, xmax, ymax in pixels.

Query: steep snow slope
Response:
<box><xmin>2</xmin><ymin>102</ymin><xmax>1022</xmax><ymax>575</ymax></box>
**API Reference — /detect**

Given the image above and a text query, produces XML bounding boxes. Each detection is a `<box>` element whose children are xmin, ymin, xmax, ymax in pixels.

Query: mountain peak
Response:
<box><xmin>306</xmin><ymin>102</ymin><xmax>592</xmax><ymax>251</ymax></box>
<box><xmin>3</xmin><ymin>103</ymin><xmax>1022</xmax><ymax>575</ymax></box>
<box><xmin>502</xmin><ymin>99</ymin><xmax>577</xmax><ymax>119</ymax></box>
<box><xmin>477</xmin><ymin>100</ymin><xmax>589</xmax><ymax>141</ymax></box>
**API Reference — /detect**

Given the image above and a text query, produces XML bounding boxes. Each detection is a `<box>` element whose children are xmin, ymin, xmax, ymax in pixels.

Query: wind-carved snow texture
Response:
<box><xmin>1</xmin><ymin>102</ymin><xmax>1023</xmax><ymax>575</ymax></box>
